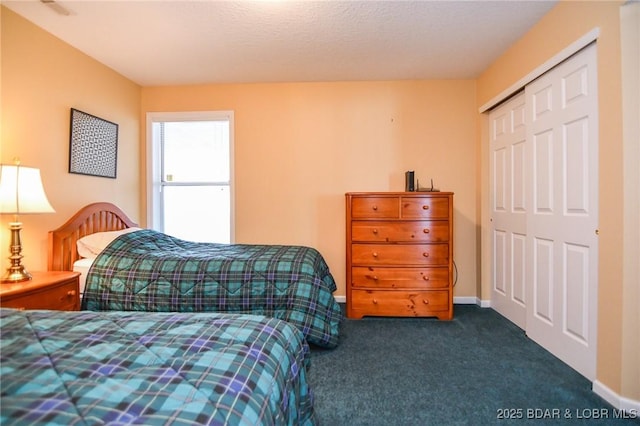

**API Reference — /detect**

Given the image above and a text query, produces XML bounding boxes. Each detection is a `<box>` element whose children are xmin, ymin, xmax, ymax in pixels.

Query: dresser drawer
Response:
<box><xmin>351</xmin><ymin>196</ymin><xmax>399</xmax><ymax>219</ymax></box>
<box><xmin>352</xmin><ymin>243</ymin><xmax>449</xmax><ymax>266</ymax></box>
<box><xmin>350</xmin><ymin>289</ymin><xmax>450</xmax><ymax>317</ymax></box>
<box><xmin>351</xmin><ymin>220</ymin><xmax>449</xmax><ymax>242</ymax></box>
<box><xmin>401</xmin><ymin>196</ymin><xmax>450</xmax><ymax>219</ymax></box>
<box><xmin>351</xmin><ymin>266</ymin><xmax>449</xmax><ymax>289</ymax></box>
<box><xmin>1</xmin><ymin>280</ymin><xmax>79</xmax><ymax>311</ymax></box>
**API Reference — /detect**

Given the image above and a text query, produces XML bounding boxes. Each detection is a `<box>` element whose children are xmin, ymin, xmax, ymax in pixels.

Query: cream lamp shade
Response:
<box><xmin>0</xmin><ymin>163</ymin><xmax>55</xmax><ymax>282</ymax></box>
<box><xmin>0</xmin><ymin>165</ymin><xmax>55</xmax><ymax>214</ymax></box>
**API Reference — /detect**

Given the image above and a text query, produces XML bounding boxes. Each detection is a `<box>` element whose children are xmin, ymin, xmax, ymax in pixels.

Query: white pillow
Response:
<box><xmin>77</xmin><ymin>227</ymin><xmax>141</xmax><ymax>258</ymax></box>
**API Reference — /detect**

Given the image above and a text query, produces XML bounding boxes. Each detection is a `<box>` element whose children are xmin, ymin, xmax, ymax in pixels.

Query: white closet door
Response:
<box><xmin>525</xmin><ymin>43</ymin><xmax>599</xmax><ymax>380</ymax></box>
<box><xmin>490</xmin><ymin>92</ymin><xmax>528</xmax><ymax>329</ymax></box>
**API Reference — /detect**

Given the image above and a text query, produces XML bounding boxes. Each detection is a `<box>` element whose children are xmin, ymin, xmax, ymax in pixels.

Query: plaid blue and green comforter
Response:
<box><xmin>0</xmin><ymin>308</ymin><xmax>316</xmax><ymax>425</ymax></box>
<box><xmin>81</xmin><ymin>229</ymin><xmax>342</xmax><ymax>348</ymax></box>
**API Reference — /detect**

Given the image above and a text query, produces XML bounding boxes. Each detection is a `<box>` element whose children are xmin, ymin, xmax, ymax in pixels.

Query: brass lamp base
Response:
<box><xmin>2</xmin><ymin>266</ymin><xmax>32</xmax><ymax>283</ymax></box>
<box><xmin>1</xmin><ymin>222</ymin><xmax>33</xmax><ymax>283</ymax></box>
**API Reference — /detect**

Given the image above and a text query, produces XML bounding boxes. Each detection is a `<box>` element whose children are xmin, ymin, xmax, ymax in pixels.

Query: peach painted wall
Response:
<box><xmin>0</xmin><ymin>8</ymin><xmax>141</xmax><ymax>273</ymax></box>
<box><xmin>477</xmin><ymin>0</ymin><xmax>638</xmax><ymax>402</ymax></box>
<box><xmin>6</xmin><ymin>0</ymin><xmax>635</xmax><ymax>408</ymax></box>
<box><xmin>141</xmin><ymin>80</ymin><xmax>478</xmax><ymax>300</ymax></box>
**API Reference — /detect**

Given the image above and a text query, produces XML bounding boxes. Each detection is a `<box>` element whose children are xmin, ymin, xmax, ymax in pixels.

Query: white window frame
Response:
<box><xmin>146</xmin><ymin>111</ymin><xmax>235</xmax><ymax>243</ymax></box>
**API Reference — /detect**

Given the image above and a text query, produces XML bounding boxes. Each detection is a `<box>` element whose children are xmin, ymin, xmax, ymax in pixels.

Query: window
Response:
<box><xmin>147</xmin><ymin>111</ymin><xmax>234</xmax><ymax>243</ymax></box>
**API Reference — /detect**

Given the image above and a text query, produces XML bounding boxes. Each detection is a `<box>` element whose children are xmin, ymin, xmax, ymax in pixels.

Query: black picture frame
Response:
<box><xmin>69</xmin><ymin>108</ymin><xmax>118</xmax><ymax>178</ymax></box>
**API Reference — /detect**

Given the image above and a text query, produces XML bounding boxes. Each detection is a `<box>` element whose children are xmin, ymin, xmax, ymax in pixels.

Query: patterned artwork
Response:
<box><xmin>69</xmin><ymin>108</ymin><xmax>118</xmax><ymax>178</ymax></box>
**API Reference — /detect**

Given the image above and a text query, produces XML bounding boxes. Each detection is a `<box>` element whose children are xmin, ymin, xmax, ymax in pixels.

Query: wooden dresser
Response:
<box><xmin>0</xmin><ymin>271</ymin><xmax>80</xmax><ymax>311</ymax></box>
<box><xmin>345</xmin><ymin>192</ymin><xmax>453</xmax><ymax>320</ymax></box>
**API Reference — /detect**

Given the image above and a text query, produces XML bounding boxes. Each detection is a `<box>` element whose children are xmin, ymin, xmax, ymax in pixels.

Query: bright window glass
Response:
<box><xmin>148</xmin><ymin>112</ymin><xmax>233</xmax><ymax>244</ymax></box>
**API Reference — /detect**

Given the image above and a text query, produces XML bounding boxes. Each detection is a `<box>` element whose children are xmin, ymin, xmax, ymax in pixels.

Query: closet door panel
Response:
<box><xmin>525</xmin><ymin>43</ymin><xmax>598</xmax><ymax>381</ymax></box>
<box><xmin>489</xmin><ymin>92</ymin><xmax>527</xmax><ymax>328</ymax></box>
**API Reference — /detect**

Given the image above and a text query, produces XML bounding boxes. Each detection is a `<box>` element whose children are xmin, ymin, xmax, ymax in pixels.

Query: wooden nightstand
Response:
<box><xmin>0</xmin><ymin>271</ymin><xmax>81</xmax><ymax>311</ymax></box>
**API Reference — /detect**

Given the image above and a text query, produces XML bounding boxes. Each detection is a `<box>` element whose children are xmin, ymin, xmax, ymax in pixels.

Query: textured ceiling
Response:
<box><xmin>3</xmin><ymin>0</ymin><xmax>558</xmax><ymax>86</ymax></box>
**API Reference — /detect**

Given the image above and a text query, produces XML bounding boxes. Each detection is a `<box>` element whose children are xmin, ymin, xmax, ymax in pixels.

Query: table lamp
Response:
<box><xmin>0</xmin><ymin>162</ymin><xmax>55</xmax><ymax>282</ymax></box>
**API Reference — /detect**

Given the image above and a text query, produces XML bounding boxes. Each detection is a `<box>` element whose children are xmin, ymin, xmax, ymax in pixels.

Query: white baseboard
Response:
<box><xmin>334</xmin><ymin>295</ymin><xmax>346</xmax><ymax>303</ymax></box>
<box><xmin>478</xmin><ymin>298</ymin><xmax>491</xmax><ymax>308</ymax></box>
<box><xmin>593</xmin><ymin>380</ymin><xmax>640</xmax><ymax>417</ymax></box>
<box><xmin>453</xmin><ymin>296</ymin><xmax>491</xmax><ymax>307</ymax></box>
<box><xmin>453</xmin><ymin>296</ymin><xmax>477</xmax><ymax>305</ymax></box>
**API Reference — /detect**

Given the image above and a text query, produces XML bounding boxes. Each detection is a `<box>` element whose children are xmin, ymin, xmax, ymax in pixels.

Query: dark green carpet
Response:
<box><xmin>308</xmin><ymin>305</ymin><xmax>638</xmax><ymax>425</ymax></box>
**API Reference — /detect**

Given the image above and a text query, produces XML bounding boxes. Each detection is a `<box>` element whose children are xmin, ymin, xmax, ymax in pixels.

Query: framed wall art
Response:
<box><xmin>69</xmin><ymin>108</ymin><xmax>118</xmax><ymax>178</ymax></box>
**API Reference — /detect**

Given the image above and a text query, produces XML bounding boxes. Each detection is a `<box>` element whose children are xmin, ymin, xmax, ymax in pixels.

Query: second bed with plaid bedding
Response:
<box><xmin>0</xmin><ymin>308</ymin><xmax>315</xmax><ymax>425</ymax></box>
<box><xmin>81</xmin><ymin>229</ymin><xmax>342</xmax><ymax>348</ymax></box>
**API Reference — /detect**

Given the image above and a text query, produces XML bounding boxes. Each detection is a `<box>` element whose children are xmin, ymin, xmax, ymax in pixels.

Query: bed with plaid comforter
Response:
<box><xmin>0</xmin><ymin>308</ymin><xmax>316</xmax><ymax>425</ymax></box>
<box><xmin>81</xmin><ymin>229</ymin><xmax>341</xmax><ymax>348</ymax></box>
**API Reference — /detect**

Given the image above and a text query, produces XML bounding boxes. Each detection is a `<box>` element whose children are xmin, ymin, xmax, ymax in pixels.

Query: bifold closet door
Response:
<box><xmin>490</xmin><ymin>92</ymin><xmax>528</xmax><ymax>329</ymax></box>
<box><xmin>525</xmin><ymin>43</ymin><xmax>599</xmax><ymax>380</ymax></box>
<box><xmin>490</xmin><ymin>43</ymin><xmax>598</xmax><ymax>380</ymax></box>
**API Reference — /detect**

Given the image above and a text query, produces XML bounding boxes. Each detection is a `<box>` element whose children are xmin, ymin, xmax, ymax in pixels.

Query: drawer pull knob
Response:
<box><xmin>422</xmin><ymin>205</ymin><xmax>430</xmax><ymax>210</ymax></box>
<box><xmin>372</xmin><ymin>229</ymin><xmax>378</xmax><ymax>234</ymax></box>
<box><xmin>372</xmin><ymin>276</ymin><xmax>379</xmax><ymax>281</ymax></box>
<box><xmin>423</xmin><ymin>252</ymin><xmax>430</xmax><ymax>258</ymax></box>
<box><xmin>67</xmin><ymin>290</ymin><xmax>77</xmax><ymax>297</ymax></box>
<box><xmin>423</xmin><ymin>276</ymin><xmax>430</xmax><ymax>281</ymax></box>
<box><xmin>423</xmin><ymin>228</ymin><xmax>430</xmax><ymax>234</ymax></box>
<box><xmin>372</xmin><ymin>252</ymin><xmax>378</xmax><ymax>258</ymax></box>
<box><xmin>372</xmin><ymin>205</ymin><xmax>378</xmax><ymax>211</ymax></box>
<box><xmin>372</xmin><ymin>299</ymin><xmax>378</xmax><ymax>304</ymax></box>
<box><xmin>422</xmin><ymin>299</ymin><xmax>429</xmax><ymax>305</ymax></box>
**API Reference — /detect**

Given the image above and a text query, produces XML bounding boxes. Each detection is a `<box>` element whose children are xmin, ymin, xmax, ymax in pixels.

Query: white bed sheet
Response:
<box><xmin>73</xmin><ymin>258</ymin><xmax>94</xmax><ymax>295</ymax></box>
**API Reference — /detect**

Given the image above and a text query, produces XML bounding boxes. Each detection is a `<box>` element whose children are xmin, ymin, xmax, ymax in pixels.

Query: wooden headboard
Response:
<box><xmin>48</xmin><ymin>202</ymin><xmax>139</xmax><ymax>271</ymax></box>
